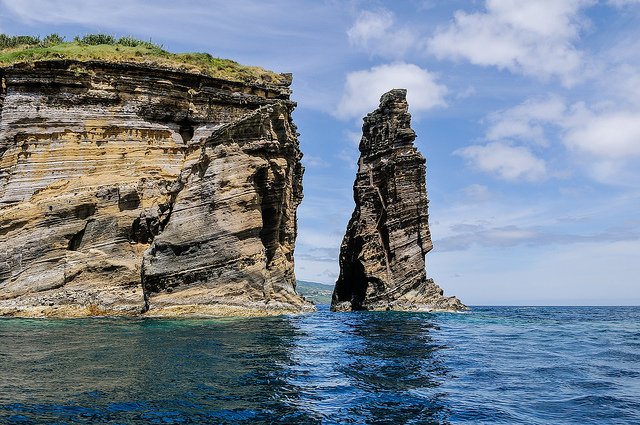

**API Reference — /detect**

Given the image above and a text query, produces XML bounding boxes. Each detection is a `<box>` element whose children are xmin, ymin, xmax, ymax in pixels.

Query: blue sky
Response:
<box><xmin>2</xmin><ymin>0</ymin><xmax>639</xmax><ymax>305</ymax></box>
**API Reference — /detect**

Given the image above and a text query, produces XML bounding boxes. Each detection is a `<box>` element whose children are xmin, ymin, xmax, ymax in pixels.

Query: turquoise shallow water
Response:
<box><xmin>0</xmin><ymin>306</ymin><xmax>639</xmax><ymax>424</ymax></box>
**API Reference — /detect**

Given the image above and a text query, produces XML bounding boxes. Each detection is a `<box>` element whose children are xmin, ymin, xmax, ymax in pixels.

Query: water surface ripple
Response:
<box><xmin>0</xmin><ymin>306</ymin><xmax>638</xmax><ymax>424</ymax></box>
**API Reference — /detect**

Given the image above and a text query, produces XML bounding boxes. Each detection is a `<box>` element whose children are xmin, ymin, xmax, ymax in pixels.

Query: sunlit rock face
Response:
<box><xmin>0</xmin><ymin>60</ymin><xmax>312</xmax><ymax>317</ymax></box>
<box><xmin>332</xmin><ymin>89</ymin><xmax>465</xmax><ymax>312</ymax></box>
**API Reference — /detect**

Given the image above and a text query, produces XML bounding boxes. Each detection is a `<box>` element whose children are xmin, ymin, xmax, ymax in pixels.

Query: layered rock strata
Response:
<box><xmin>0</xmin><ymin>60</ymin><xmax>312</xmax><ymax>317</ymax></box>
<box><xmin>332</xmin><ymin>89</ymin><xmax>465</xmax><ymax>312</ymax></box>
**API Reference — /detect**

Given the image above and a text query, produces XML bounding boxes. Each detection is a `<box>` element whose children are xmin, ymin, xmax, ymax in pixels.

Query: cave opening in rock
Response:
<box><xmin>118</xmin><ymin>191</ymin><xmax>140</xmax><ymax>211</ymax></box>
<box><xmin>178</xmin><ymin>119</ymin><xmax>195</xmax><ymax>143</ymax></box>
<box><xmin>337</xmin><ymin>235</ymin><xmax>368</xmax><ymax>310</ymax></box>
<box><xmin>254</xmin><ymin>167</ymin><xmax>281</xmax><ymax>264</ymax></box>
<box><xmin>260</xmin><ymin>205</ymin><xmax>278</xmax><ymax>263</ymax></box>
<box><xmin>68</xmin><ymin>226</ymin><xmax>86</xmax><ymax>251</ymax></box>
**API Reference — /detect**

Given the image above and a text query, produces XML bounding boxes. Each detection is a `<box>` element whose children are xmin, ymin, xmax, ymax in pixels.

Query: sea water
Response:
<box><xmin>0</xmin><ymin>306</ymin><xmax>638</xmax><ymax>424</ymax></box>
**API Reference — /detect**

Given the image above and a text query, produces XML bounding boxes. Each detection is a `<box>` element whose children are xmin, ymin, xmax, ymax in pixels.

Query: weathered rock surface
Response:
<box><xmin>332</xmin><ymin>89</ymin><xmax>465</xmax><ymax>312</ymax></box>
<box><xmin>0</xmin><ymin>60</ymin><xmax>312</xmax><ymax>317</ymax></box>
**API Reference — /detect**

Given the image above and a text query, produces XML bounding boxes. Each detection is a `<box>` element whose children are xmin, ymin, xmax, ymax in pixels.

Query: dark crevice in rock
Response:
<box><xmin>333</xmin><ymin>230</ymin><xmax>368</xmax><ymax>310</ymax></box>
<box><xmin>63</xmin><ymin>269</ymin><xmax>82</xmax><ymax>284</ymax></box>
<box><xmin>74</xmin><ymin>203</ymin><xmax>96</xmax><ymax>220</ymax></box>
<box><xmin>168</xmin><ymin>244</ymin><xmax>190</xmax><ymax>256</ymax></box>
<box><xmin>260</xmin><ymin>205</ymin><xmax>278</xmax><ymax>263</ymax></box>
<box><xmin>118</xmin><ymin>191</ymin><xmax>140</xmax><ymax>211</ymax></box>
<box><xmin>139</xmin><ymin>142</ymin><xmax>207</xmax><ymax>301</ymax></box>
<box><xmin>179</xmin><ymin>119</ymin><xmax>195</xmax><ymax>143</ymax></box>
<box><xmin>140</xmin><ymin>199</ymin><xmax>179</xmax><ymax>300</ymax></box>
<box><xmin>129</xmin><ymin>216</ymin><xmax>160</xmax><ymax>244</ymax></box>
<box><xmin>253</xmin><ymin>165</ymin><xmax>285</xmax><ymax>265</ymax></box>
<box><xmin>157</xmin><ymin>202</ymin><xmax>174</xmax><ymax>233</ymax></box>
<box><xmin>194</xmin><ymin>155</ymin><xmax>211</xmax><ymax>178</ymax></box>
<box><xmin>141</xmin><ymin>262</ymin><xmax>150</xmax><ymax>313</ymax></box>
<box><xmin>68</xmin><ymin>221</ymin><xmax>90</xmax><ymax>251</ymax></box>
<box><xmin>377</xmin><ymin>217</ymin><xmax>392</xmax><ymax>264</ymax></box>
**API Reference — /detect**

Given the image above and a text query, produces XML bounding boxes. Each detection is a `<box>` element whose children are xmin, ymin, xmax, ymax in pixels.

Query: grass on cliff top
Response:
<box><xmin>0</xmin><ymin>33</ymin><xmax>286</xmax><ymax>85</ymax></box>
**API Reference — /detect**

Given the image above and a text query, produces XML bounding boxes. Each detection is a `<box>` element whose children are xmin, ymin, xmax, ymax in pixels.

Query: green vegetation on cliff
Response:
<box><xmin>0</xmin><ymin>33</ymin><xmax>286</xmax><ymax>85</ymax></box>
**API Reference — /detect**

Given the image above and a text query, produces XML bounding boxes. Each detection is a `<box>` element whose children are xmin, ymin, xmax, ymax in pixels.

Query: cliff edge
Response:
<box><xmin>332</xmin><ymin>89</ymin><xmax>465</xmax><ymax>312</ymax></box>
<box><xmin>0</xmin><ymin>57</ymin><xmax>312</xmax><ymax>317</ymax></box>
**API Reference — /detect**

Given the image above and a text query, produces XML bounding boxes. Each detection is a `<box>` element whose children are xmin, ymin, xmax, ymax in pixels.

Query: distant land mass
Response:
<box><xmin>296</xmin><ymin>280</ymin><xmax>333</xmax><ymax>305</ymax></box>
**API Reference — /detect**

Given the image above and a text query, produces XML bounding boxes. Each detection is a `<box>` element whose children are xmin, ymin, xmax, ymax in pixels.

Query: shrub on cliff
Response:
<box><xmin>116</xmin><ymin>36</ymin><xmax>162</xmax><ymax>49</ymax></box>
<box><xmin>0</xmin><ymin>33</ymin><xmax>161</xmax><ymax>50</ymax></box>
<box><xmin>0</xmin><ymin>34</ymin><xmax>41</xmax><ymax>49</ymax></box>
<box><xmin>42</xmin><ymin>34</ymin><xmax>65</xmax><ymax>46</ymax></box>
<box><xmin>74</xmin><ymin>33</ymin><xmax>117</xmax><ymax>45</ymax></box>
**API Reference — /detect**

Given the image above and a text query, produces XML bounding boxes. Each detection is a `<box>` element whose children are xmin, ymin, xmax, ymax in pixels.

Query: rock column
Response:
<box><xmin>332</xmin><ymin>89</ymin><xmax>465</xmax><ymax>312</ymax></box>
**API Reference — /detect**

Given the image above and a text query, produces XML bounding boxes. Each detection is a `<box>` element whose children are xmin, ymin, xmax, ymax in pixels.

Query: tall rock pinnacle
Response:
<box><xmin>331</xmin><ymin>89</ymin><xmax>465</xmax><ymax>312</ymax></box>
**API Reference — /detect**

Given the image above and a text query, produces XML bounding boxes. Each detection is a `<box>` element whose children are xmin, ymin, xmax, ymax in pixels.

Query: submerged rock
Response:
<box><xmin>0</xmin><ymin>60</ymin><xmax>312</xmax><ymax>317</ymax></box>
<box><xmin>332</xmin><ymin>89</ymin><xmax>465</xmax><ymax>312</ymax></box>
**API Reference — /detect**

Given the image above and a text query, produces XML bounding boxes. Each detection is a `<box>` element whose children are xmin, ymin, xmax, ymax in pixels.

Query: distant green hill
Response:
<box><xmin>296</xmin><ymin>280</ymin><xmax>333</xmax><ymax>305</ymax></box>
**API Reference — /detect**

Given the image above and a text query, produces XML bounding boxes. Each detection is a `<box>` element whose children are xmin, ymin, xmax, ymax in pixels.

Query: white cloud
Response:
<box><xmin>336</xmin><ymin>63</ymin><xmax>447</xmax><ymax>119</ymax></box>
<box><xmin>426</xmin><ymin>0</ymin><xmax>591</xmax><ymax>85</ymax></box>
<box><xmin>347</xmin><ymin>8</ymin><xmax>416</xmax><ymax>59</ymax></box>
<box><xmin>497</xmin><ymin>98</ymin><xmax>640</xmax><ymax>161</ymax></box>
<box><xmin>480</xmin><ymin>93</ymin><xmax>640</xmax><ymax>183</ymax></box>
<box><xmin>455</xmin><ymin>142</ymin><xmax>547</xmax><ymax>181</ymax></box>
<box><xmin>604</xmin><ymin>65</ymin><xmax>640</xmax><ymax>107</ymax></box>
<box><xmin>485</xmin><ymin>95</ymin><xmax>565</xmax><ymax>146</ymax></box>
<box><xmin>564</xmin><ymin>107</ymin><xmax>640</xmax><ymax>158</ymax></box>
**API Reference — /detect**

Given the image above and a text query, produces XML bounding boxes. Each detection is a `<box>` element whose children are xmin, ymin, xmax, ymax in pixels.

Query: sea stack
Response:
<box><xmin>332</xmin><ymin>89</ymin><xmax>465</xmax><ymax>312</ymax></box>
<box><xmin>0</xmin><ymin>59</ymin><xmax>312</xmax><ymax>317</ymax></box>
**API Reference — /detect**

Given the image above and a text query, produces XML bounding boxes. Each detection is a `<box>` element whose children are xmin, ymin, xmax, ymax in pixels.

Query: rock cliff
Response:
<box><xmin>332</xmin><ymin>89</ymin><xmax>465</xmax><ymax>312</ymax></box>
<box><xmin>0</xmin><ymin>59</ymin><xmax>312</xmax><ymax>317</ymax></box>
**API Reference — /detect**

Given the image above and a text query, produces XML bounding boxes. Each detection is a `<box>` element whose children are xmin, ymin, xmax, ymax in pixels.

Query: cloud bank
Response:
<box><xmin>426</xmin><ymin>0</ymin><xmax>591</xmax><ymax>85</ymax></box>
<box><xmin>336</xmin><ymin>63</ymin><xmax>447</xmax><ymax>119</ymax></box>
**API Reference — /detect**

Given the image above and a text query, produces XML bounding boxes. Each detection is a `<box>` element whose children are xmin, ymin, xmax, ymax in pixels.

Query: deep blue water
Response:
<box><xmin>0</xmin><ymin>306</ymin><xmax>639</xmax><ymax>424</ymax></box>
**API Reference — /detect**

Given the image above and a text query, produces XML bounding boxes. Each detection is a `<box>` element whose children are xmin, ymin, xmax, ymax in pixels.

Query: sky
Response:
<box><xmin>1</xmin><ymin>0</ymin><xmax>639</xmax><ymax>305</ymax></box>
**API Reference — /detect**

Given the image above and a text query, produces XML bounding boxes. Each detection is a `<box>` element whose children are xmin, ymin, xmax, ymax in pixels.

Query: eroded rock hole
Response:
<box><xmin>260</xmin><ymin>206</ymin><xmax>278</xmax><ymax>263</ymax></box>
<box><xmin>118</xmin><ymin>191</ymin><xmax>140</xmax><ymax>211</ymax></box>
<box><xmin>339</xmin><ymin>235</ymin><xmax>368</xmax><ymax>310</ymax></box>
<box><xmin>129</xmin><ymin>216</ymin><xmax>159</xmax><ymax>244</ymax></box>
<box><xmin>254</xmin><ymin>167</ymin><xmax>283</xmax><ymax>264</ymax></box>
<box><xmin>169</xmin><ymin>244</ymin><xmax>190</xmax><ymax>256</ymax></box>
<box><xmin>74</xmin><ymin>203</ymin><xmax>96</xmax><ymax>220</ymax></box>
<box><xmin>179</xmin><ymin>120</ymin><xmax>195</xmax><ymax>143</ymax></box>
<box><xmin>68</xmin><ymin>226</ymin><xmax>86</xmax><ymax>251</ymax></box>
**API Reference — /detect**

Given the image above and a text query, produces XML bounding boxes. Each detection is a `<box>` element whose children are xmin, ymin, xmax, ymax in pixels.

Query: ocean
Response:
<box><xmin>0</xmin><ymin>306</ymin><xmax>638</xmax><ymax>424</ymax></box>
